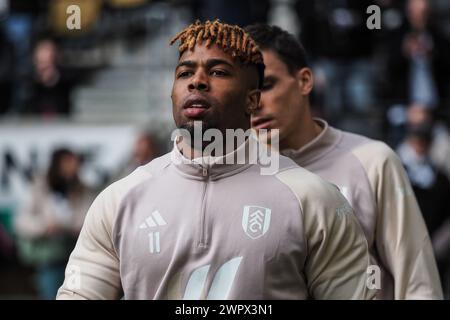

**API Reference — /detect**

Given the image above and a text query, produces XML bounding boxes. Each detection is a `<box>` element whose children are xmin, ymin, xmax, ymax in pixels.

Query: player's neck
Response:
<box><xmin>281</xmin><ymin>114</ymin><xmax>323</xmax><ymax>151</ymax></box>
<box><xmin>177</xmin><ymin>137</ymin><xmax>247</xmax><ymax>160</ymax></box>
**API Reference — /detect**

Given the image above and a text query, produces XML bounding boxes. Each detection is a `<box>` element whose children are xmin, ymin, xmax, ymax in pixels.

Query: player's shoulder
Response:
<box><xmin>249</xmin><ymin>151</ymin><xmax>335</xmax><ymax>197</ymax></box>
<box><xmin>339</xmin><ymin>130</ymin><xmax>400</xmax><ymax>167</ymax></box>
<box><xmin>82</xmin><ymin>153</ymin><xmax>173</xmax><ymax>228</ymax></box>
<box><xmin>274</xmin><ymin>153</ymin><xmax>301</xmax><ymax>172</ymax></box>
<box><xmin>140</xmin><ymin>152</ymin><xmax>172</xmax><ymax>175</ymax></box>
<box><xmin>276</xmin><ymin>157</ymin><xmax>342</xmax><ymax>202</ymax></box>
<box><xmin>101</xmin><ymin>153</ymin><xmax>171</xmax><ymax>203</ymax></box>
<box><xmin>268</xmin><ymin>152</ymin><xmax>324</xmax><ymax>184</ymax></box>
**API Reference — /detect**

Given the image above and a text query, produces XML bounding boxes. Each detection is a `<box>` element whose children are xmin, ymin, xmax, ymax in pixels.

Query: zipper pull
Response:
<box><xmin>202</xmin><ymin>167</ymin><xmax>208</xmax><ymax>177</ymax></box>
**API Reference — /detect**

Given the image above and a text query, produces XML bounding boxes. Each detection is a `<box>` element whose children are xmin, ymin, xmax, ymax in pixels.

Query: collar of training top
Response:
<box><xmin>282</xmin><ymin>118</ymin><xmax>343</xmax><ymax>166</ymax></box>
<box><xmin>170</xmin><ymin>133</ymin><xmax>261</xmax><ymax>180</ymax></box>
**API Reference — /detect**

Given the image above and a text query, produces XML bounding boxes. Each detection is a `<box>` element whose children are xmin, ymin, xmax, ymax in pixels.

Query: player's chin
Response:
<box><xmin>179</xmin><ymin>118</ymin><xmax>212</xmax><ymax>134</ymax></box>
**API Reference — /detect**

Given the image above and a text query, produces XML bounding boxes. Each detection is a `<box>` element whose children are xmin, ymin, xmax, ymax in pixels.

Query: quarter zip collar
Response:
<box><xmin>282</xmin><ymin>118</ymin><xmax>343</xmax><ymax>167</ymax></box>
<box><xmin>170</xmin><ymin>133</ymin><xmax>258</xmax><ymax>180</ymax></box>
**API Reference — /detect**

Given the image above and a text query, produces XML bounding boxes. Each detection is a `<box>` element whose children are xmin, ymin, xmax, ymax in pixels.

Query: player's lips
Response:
<box><xmin>182</xmin><ymin>96</ymin><xmax>211</xmax><ymax>118</ymax></box>
<box><xmin>252</xmin><ymin>116</ymin><xmax>276</xmax><ymax>130</ymax></box>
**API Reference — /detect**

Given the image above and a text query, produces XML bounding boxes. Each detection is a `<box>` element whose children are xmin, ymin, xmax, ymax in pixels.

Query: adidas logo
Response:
<box><xmin>139</xmin><ymin>210</ymin><xmax>167</xmax><ymax>254</ymax></box>
<box><xmin>139</xmin><ymin>210</ymin><xmax>167</xmax><ymax>229</ymax></box>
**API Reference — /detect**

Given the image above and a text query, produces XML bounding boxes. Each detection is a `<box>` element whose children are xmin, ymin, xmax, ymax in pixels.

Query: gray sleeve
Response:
<box><xmin>277</xmin><ymin>168</ymin><xmax>375</xmax><ymax>300</ymax></box>
<box><xmin>353</xmin><ymin>142</ymin><xmax>443</xmax><ymax>299</ymax></box>
<box><xmin>56</xmin><ymin>189</ymin><xmax>122</xmax><ymax>300</ymax></box>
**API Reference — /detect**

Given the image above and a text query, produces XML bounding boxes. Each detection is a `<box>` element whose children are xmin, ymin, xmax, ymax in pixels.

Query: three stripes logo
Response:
<box><xmin>139</xmin><ymin>210</ymin><xmax>167</xmax><ymax>254</ymax></box>
<box><xmin>242</xmin><ymin>206</ymin><xmax>271</xmax><ymax>239</ymax></box>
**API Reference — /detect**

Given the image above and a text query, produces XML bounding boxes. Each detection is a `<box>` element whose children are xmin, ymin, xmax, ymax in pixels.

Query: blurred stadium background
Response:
<box><xmin>0</xmin><ymin>0</ymin><xmax>450</xmax><ymax>299</ymax></box>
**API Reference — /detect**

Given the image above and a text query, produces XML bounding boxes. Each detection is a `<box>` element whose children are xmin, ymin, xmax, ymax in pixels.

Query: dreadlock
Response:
<box><xmin>170</xmin><ymin>19</ymin><xmax>265</xmax><ymax>89</ymax></box>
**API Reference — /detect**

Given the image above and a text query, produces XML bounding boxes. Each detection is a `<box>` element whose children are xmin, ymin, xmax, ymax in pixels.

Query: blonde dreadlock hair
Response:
<box><xmin>170</xmin><ymin>19</ymin><xmax>265</xmax><ymax>88</ymax></box>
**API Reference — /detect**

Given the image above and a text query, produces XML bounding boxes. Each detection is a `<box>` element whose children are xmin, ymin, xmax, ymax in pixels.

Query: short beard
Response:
<box><xmin>179</xmin><ymin>120</ymin><xmax>216</xmax><ymax>151</ymax></box>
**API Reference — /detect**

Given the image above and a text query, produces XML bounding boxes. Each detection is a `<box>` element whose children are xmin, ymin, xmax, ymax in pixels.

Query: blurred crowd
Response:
<box><xmin>0</xmin><ymin>131</ymin><xmax>161</xmax><ymax>299</ymax></box>
<box><xmin>0</xmin><ymin>0</ymin><xmax>158</xmax><ymax>117</ymax></box>
<box><xmin>0</xmin><ymin>0</ymin><xmax>450</xmax><ymax>298</ymax></box>
<box><xmin>2</xmin><ymin>0</ymin><xmax>450</xmax><ymax>122</ymax></box>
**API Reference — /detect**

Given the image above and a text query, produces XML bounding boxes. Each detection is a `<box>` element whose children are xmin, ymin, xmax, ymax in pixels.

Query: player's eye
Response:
<box><xmin>261</xmin><ymin>82</ymin><xmax>274</xmax><ymax>91</ymax></box>
<box><xmin>210</xmin><ymin>69</ymin><xmax>228</xmax><ymax>77</ymax></box>
<box><xmin>177</xmin><ymin>70</ymin><xmax>193</xmax><ymax>78</ymax></box>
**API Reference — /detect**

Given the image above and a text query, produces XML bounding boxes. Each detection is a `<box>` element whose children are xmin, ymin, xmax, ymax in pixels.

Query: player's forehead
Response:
<box><xmin>261</xmin><ymin>49</ymin><xmax>290</xmax><ymax>77</ymax></box>
<box><xmin>178</xmin><ymin>43</ymin><xmax>239</xmax><ymax>68</ymax></box>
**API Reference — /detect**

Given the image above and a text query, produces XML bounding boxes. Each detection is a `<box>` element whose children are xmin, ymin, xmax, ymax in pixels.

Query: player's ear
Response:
<box><xmin>245</xmin><ymin>88</ymin><xmax>261</xmax><ymax>115</ymax></box>
<box><xmin>295</xmin><ymin>67</ymin><xmax>314</xmax><ymax>96</ymax></box>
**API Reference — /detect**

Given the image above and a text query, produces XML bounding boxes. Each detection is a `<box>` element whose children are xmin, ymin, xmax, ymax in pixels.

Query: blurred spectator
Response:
<box><xmin>199</xmin><ymin>0</ymin><xmax>269</xmax><ymax>26</ymax></box>
<box><xmin>132</xmin><ymin>132</ymin><xmax>160</xmax><ymax>166</ymax></box>
<box><xmin>384</xmin><ymin>0</ymin><xmax>450</xmax><ymax>109</ymax></box>
<box><xmin>295</xmin><ymin>0</ymin><xmax>376</xmax><ymax>121</ymax></box>
<box><xmin>14</xmin><ymin>148</ymin><xmax>94</xmax><ymax>299</ymax></box>
<box><xmin>397</xmin><ymin>122</ymin><xmax>450</xmax><ymax>295</ymax></box>
<box><xmin>113</xmin><ymin>132</ymin><xmax>161</xmax><ymax>181</ymax></box>
<box><xmin>3</xmin><ymin>0</ymin><xmax>42</xmax><ymax>114</ymax></box>
<box><xmin>372</xmin><ymin>0</ymin><xmax>406</xmax><ymax>105</ymax></box>
<box><xmin>0</xmin><ymin>25</ymin><xmax>14</xmax><ymax>114</ymax></box>
<box><xmin>26</xmin><ymin>38</ymin><xmax>77</xmax><ymax>117</ymax></box>
<box><xmin>0</xmin><ymin>224</ymin><xmax>14</xmax><ymax>263</ymax></box>
<box><xmin>408</xmin><ymin>104</ymin><xmax>450</xmax><ymax>181</ymax></box>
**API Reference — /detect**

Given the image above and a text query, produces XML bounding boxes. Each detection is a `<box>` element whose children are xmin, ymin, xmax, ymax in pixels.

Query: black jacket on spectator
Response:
<box><xmin>408</xmin><ymin>168</ymin><xmax>450</xmax><ymax>237</ymax></box>
<box><xmin>296</xmin><ymin>0</ymin><xmax>376</xmax><ymax>60</ymax></box>
<box><xmin>0</xmin><ymin>28</ymin><xmax>13</xmax><ymax>114</ymax></box>
<box><xmin>26</xmin><ymin>68</ymin><xmax>76</xmax><ymax>116</ymax></box>
<box><xmin>384</xmin><ymin>22</ymin><xmax>450</xmax><ymax>108</ymax></box>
